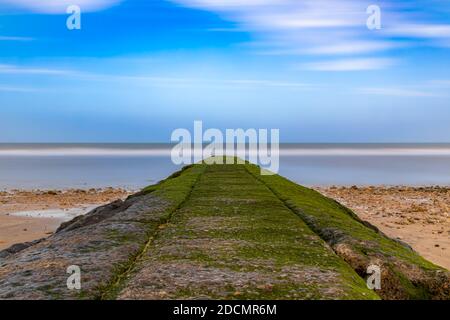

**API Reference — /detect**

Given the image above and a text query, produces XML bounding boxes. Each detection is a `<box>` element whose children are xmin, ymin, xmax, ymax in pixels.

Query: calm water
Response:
<box><xmin>1</xmin><ymin>144</ymin><xmax>450</xmax><ymax>189</ymax></box>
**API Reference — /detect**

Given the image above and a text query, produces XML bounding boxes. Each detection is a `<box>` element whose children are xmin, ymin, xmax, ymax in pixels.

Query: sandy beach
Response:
<box><xmin>316</xmin><ymin>186</ymin><xmax>450</xmax><ymax>270</ymax></box>
<box><xmin>0</xmin><ymin>188</ymin><xmax>132</xmax><ymax>250</ymax></box>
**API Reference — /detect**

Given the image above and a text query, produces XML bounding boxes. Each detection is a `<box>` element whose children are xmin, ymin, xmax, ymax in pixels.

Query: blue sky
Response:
<box><xmin>1</xmin><ymin>0</ymin><xmax>450</xmax><ymax>142</ymax></box>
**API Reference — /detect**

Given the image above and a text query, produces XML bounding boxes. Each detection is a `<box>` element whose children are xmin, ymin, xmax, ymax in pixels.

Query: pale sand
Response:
<box><xmin>0</xmin><ymin>188</ymin><xmax>132</xmax><ymax>250</ymax></box>
<box><xmin>315</xmin><ymin>186</ymin><xmax>450</xmax><ymax>270</ymax></box>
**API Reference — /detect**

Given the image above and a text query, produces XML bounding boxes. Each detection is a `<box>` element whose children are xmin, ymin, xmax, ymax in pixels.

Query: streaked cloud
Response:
<box><xmin>0</xmin><ymin>64</ymin><xmax>72</xmax><ymax>75</ymax></box>
<box><xmin>0</xmin><ymin>85</ymin><xmax>39</xmax><ymax>92</ymax></box>
<box><xmin>0</xmin><ymin>61</ymin><xmax>315</xmax><ymax>90</ymax></box>
<box><xmin>261</xmin><ymin>41</ymin><xmax>402</xmax><ymax>56</ymax></box>
<box><xmin>301</xmin><ymin>58</ymin><xmax>395</xmax><ymax>71</ymax></box>
<box><xmin>302</xmin><ymin>41</ymin><xmax>403</xmax><ymax>55</ymax></box>
<box><xmin>170</xmin><ymin>0</ymin><xmax>450</xmax><ymax>71</ymax></box>
<box><xmin>80</xmin><ymin>72</ymin><xmax>315</xmax><ymax>90</ymax></box>
<box><xmin>387</xmin><ymin>24</ymin><xmax>450</xmax><ymax>39</ymax></box>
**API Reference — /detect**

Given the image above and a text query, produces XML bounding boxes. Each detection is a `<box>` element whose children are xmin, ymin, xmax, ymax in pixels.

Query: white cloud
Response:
<box><xmin>169</xmin><ymin>0</ymin><xmax>450</xmax><ymax>71</ymax></box>
<box><xmin>305</xmin><ymin>41</ymin><xmax>403</xmax><ymax>55</ymax></box>
<box><xmin>170</xmin><ymin>0</ymin><xmax>369</xmax><ymax>52</ymax></box>
<box><xmin>387</xmin><ymin>24</ymin><xmax>450</xmax><ymax>39</ymax></box>
<box><xmin>301</xmin><ymin>58</ymin><xmax>395</xmax><ymax>71</ymax></box>
<box><xmin>0</xmin><ymin>0</ymin><xmax>122</xmax><ymax>13</ymax></box>
<box><xmin>174</xmin><ymin>0</ymin><xmax>277</xmax><ymax>10</ymax></box>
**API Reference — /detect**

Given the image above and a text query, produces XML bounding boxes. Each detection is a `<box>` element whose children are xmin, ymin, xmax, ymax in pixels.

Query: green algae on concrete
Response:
<box><xmin>244</xmin><ymin>162</ymin><xmax>450</xmax><ymax>300</ymax></box>
<box><xmin>1</xmin><ymin>159</ymin><xmax>447</xmax><ymax>300</ymax></box>
<box><xmin>117</xmin><ymin>164</ymin><xmax>379</xmax><ymax>300</ymax></box>
<box><xmin>0</xmin><ymin>165</ymin><xmax>205</xmax><ymax>300</ymax></box>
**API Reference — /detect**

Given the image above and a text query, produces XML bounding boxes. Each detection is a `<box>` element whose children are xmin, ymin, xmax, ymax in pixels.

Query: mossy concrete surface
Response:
<box><xmin>117</xmin><ymin>164</ymin><xmax>378</xmax><ymax>300</ymax></box>
<box><xmin>245</xmin><ymin>163</ymin><xmax>450</xmax><ymax>299</ymax></box>
<box><xmin>0</xmin><ymin>165</ymin><xmax>204</xmax><ymax>299</ymax></box>
<box><xmin>0</xmin><ymin>160</ymin><xmax>448</xmax><ymax>300</ymax></box>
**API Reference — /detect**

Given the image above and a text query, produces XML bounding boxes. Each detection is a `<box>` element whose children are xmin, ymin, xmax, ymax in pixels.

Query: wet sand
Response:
<box><xmin>316</xmin><ymin>186</ymin><xmax>450</xmax><ymax>270</ymax></box>
<box><xmin>0</xmin><ymin>188</ymin><xmax>132</xmax><ymax>250</ymax></box>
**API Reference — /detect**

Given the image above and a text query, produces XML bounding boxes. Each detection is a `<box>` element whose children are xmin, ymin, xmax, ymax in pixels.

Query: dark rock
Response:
<box><xmin>0</xmin><ymin>238</ymin><xmax>45</xmax><ymax>259</ymax></box>
<box><xmin>56</xmin><ymin>199</ymin><xmax>130</xmax><ymax>233</ymax></box>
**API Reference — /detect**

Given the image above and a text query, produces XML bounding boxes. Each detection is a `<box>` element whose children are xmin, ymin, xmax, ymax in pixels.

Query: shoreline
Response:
<box><xmin>1</xmin><ymin>185</ymin><xmax>449</xmax><ymax>270</ymax></box>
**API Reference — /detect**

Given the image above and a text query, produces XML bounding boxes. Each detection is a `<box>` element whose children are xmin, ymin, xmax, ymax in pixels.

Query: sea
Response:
<box><xmin>1</xmin><ymin>143</ymin><xmax>450</xmax><ymax>190</ymax></box>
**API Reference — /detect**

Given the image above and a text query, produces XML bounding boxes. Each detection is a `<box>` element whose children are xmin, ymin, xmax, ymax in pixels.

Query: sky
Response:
<box><xmin>0</xmin><ymin>0</ymin><xmax>450</xmax><ymax>143</ymax></box>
